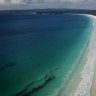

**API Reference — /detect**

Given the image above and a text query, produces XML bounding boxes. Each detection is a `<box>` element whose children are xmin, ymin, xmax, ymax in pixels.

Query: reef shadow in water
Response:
<box><xmin>13</xmin><ymin>68</ymin><xmax>59</xmax><ymax>96</ymax></box>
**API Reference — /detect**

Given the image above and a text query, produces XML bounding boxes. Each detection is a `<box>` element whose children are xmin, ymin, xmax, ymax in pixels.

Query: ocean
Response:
<box><xmin>0</xmin><ymin>12</ymin><xmax>93</xmax><ymax>96</ymax></box>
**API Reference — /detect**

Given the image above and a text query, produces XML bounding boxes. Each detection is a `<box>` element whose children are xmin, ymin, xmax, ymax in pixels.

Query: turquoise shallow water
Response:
<box><xmin>0</xmin><ymin>13</ymin><xmax>93</xmax><ymax>96</ymax></box>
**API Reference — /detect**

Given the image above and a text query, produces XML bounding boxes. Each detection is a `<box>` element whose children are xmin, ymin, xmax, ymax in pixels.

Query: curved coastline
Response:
<box><xmin>46</xmin><ymin>14</ymin><xmax>94</xmax><ymax>96</ymax></box>
<box><xmin>0</xmin><ymin>13</ymin><xmax>95</xmax><ymax>96</ymax></box>
<box><xmin>73</xmin><ymin>14</ymin><xmax>96</xmax><ymax>96</ymax></box>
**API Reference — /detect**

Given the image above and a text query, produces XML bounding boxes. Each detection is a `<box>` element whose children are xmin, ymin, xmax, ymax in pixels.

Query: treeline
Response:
<box><xmin>0</xmin><ymin>9</ymin><xmax>96</xmax><ymax>15</ymax></box>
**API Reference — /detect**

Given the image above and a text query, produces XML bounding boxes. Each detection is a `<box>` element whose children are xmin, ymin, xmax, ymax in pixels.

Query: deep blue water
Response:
<box><xmin>0</xmin><ymin>13</ymin><xmax>93</xmax><ymax>96</ymax></box>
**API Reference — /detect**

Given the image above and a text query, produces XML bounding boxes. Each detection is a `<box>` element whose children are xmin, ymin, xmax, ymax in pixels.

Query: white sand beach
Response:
<box><xmin>51</xmin><ymin>14</ymin><xmax>96</xmax><ymax>96</ymax></box>
<box><xmin>73</xmin><ymin>14</ymin><xmax>96</xmax><ymax>96</ymax></box>
<box><xmin>49</xmin><ymin>14</ymin><xmax>96</xmax><ymax>96</ymax></box>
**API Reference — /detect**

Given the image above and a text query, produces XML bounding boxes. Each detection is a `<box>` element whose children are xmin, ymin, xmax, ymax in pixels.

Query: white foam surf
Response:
<box><xmin>73</xmin><ymin>14</ymin><xmax>96</xmax><ymax>96</ymax></box>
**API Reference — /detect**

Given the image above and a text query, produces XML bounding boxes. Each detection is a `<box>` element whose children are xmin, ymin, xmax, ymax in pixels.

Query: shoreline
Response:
<box><xmin>56</xmin><ymin>42</ymin><xmax>90</xmax><ymax>96</ymax></box>
<box><xmin>53</xmin><ymin>14</ymin><xmax>94</xmax><ymax>96</ymax></box>
<box><xmin>73</xmin><ymin>14</ymin><xmax>96</xmax><ymax>96</ymax></box>
<box><xmin>90</xmin><ymin>16</ymin><xmax>96</xmax><ymax>96</ymax></box>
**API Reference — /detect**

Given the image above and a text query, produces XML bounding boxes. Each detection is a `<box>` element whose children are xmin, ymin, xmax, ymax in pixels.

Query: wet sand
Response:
<box><xmin>74</xmin><ymin>14</ymin><xmax>96</xmax><ymax>96</ymax></box>
<box><xmin>91</xmin><ymin>65</ymin><xmax>96</xmax><ymax>96</ymax></box>
<box><xmin>87</xmin><ymin>15</ymin><xmax>96</xmax><ymax>96</ymax></box>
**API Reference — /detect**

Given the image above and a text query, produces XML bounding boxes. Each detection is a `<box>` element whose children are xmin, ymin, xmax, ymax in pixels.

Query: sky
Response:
<box><xmin>0</xmin><ymin>0</ymin><xmax>96</xmax><ymax>10</ymax></box>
